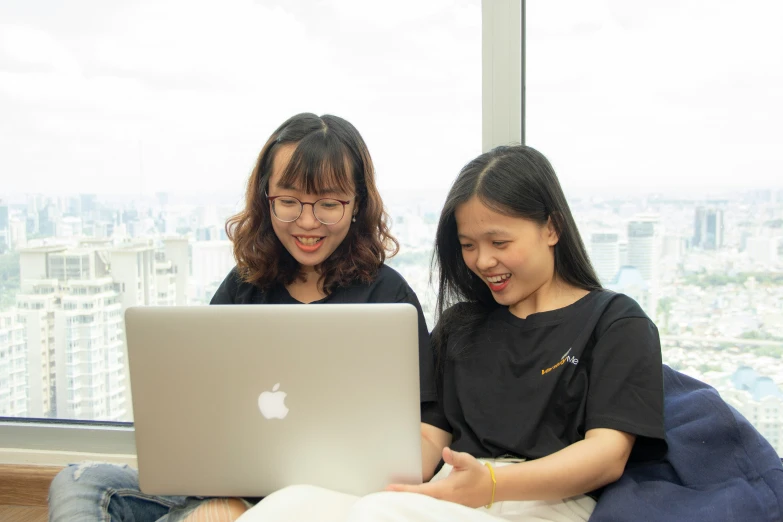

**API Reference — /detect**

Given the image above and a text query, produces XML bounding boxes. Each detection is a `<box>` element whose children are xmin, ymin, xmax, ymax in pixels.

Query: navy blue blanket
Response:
<box><xmin>590</xmin><ymin>366</ymin><xmax>783</xmax><ymax>522</ymax></box>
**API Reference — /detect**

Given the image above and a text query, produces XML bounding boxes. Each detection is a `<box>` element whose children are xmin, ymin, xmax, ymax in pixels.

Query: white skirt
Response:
<box><xmin>237</xmin><ymin>458</ymin><xmax>596</xmax><ymax>522</ymax></box>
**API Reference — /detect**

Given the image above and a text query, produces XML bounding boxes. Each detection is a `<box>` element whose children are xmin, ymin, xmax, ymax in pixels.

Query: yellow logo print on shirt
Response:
<box><xmin>541</xmin><ymin>348</ymin><xmax>579</xmax><ymax>376</ymax></box>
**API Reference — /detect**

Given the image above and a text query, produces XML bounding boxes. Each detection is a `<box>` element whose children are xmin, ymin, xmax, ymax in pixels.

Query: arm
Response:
<box><xmin>390</xmin><ymin>427</ymin><xmax>634</xmax><ymax>507</ymax></box>
<box><xmin>421</xmin><ymin>422</ymin><xmax>452</xmax><ymax>482</ymax></box>
<box><xmin>494</xmin><ymin>428</ymin><xmax>635</xmax><ymax>502</ymax></box>
<box><xmin>393</xmin><ymin>300</ymin><xmax>663</xmax><ymax>505</ymax></box>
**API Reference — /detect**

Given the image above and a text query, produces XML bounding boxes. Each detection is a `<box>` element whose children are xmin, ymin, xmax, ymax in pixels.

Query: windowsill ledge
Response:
<box><xmin>0</xmin><ymin>448</ymin><xmax>136</xmax><ymax>468</ymax></box>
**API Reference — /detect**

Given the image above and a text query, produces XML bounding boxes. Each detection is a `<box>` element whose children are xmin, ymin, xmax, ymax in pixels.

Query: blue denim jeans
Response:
<box><xmin>48</xmin><ymin>462</ymin><xmax>210</xmax><ymax>522</ymax></box>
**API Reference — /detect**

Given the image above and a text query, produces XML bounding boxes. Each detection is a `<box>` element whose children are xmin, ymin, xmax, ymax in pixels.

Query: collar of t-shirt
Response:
<box><xmin>493</xmin><ymin>290</ymin><xmax>601</xmax><ymax>330</ymax></box>
<box><xmin>276</xmin><ymin>285</ymin><xmax>332</xmax><ymax>305</ymax></box>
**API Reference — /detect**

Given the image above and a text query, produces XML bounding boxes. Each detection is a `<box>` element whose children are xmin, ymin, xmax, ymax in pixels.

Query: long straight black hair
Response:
<box><xmin>432</xmin><ymin>145</ymin><xmax>601</xmax><ymax>366</ymax></box>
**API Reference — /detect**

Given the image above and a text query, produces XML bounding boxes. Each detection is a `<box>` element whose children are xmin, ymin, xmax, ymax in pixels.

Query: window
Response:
<box><xmin>528</xmin><ymin>0</ymin><xmax>783</xmax><ymax>453</ymax></box>
<box><xmin>1</xmin><ymin>0</ymin><xmax>505</xmax><ymax>456</ymax></box>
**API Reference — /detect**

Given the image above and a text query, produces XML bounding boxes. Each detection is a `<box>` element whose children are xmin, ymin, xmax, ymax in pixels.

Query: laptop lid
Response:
<box><xmin>125</xmin><ymin>303</ymin><xmax>423</xmax><ymax>497</ymax></box>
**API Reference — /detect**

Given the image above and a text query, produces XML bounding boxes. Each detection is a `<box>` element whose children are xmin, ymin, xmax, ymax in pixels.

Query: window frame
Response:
<box><xmin>0</xmin><ymin>0</ymin><xmax>524</xmax><ymax>463</ymax></box>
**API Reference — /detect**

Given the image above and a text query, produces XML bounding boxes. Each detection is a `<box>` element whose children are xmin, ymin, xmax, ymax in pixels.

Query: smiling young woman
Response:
<box><xmin>46</xmin><ymin>113</ymin><xmax>434</xmax><ymax>522</ymax></box>
<box><xmin>236</xmin><ymin>145</ymin><xmax>666</xmax><ymax>522</ymax></box>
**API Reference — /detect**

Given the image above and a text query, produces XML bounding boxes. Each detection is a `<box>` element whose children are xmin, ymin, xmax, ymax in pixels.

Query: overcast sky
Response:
<box><xmin>1</xmin><ymin>0</ymin><xmax>781</xmax><ymax>203</ymax></box>
<box><xmin>528</xmin><ymin>0</ymin><xmax>783</xmax><ymax>197</ymax></box>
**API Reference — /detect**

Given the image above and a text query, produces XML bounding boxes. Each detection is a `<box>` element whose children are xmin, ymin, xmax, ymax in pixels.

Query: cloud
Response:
<box><xmin>2</xmin><ymin>0</ymin><xmax>779</xmax><ymax>195</ymax></box>
<box><xmin>525</xmin><ymin>0</ymin><xmax>783</xmax><ymax>191</ymax></box>
<box><xmin>0</xmin><ymin>0</ymin><xmax>484</xmax><ymax>194</ymax></box>
<box><xmin>87</xmin><ymin>0</ymin><xmax>314</xmax><ymax>87</ymax></box>
<box><xmin>0</xmin><ymin>23</ymin><xmax>82</xmax><ymax>75</ymax></box>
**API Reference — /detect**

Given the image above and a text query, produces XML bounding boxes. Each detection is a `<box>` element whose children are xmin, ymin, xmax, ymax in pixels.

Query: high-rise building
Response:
<box><xmin>16</xmin><ymin>246</ymin><xmax>78</xmax><ymax>418</ymax></box>
<box><xmin>155</xmin><ymin>254</ymin><xmax>178</xmax><ymax>307</ymax></box>
<box><xmin>15</xmin><ymin>280</ymin><xmax>60</xmax><ymax>418</ymax></box>
<box><xmin>746</xmin><ymin>237</ymin><xmax>779</xmax><ymax>267</ymax></box>
<box><xmin>86</xmin><ymin>221</ymin><xmax>115</xmax><ymax>239</ymax></box>
<box><xmin>56</xmin><ymin>217</ymin><xmax>84</xmax><ymax>238</ymax></box>
<box><xmin>0</xmin><ymin>201</ymin><xmax>9</xmax><ymax>251</ymax></box>
<box><xmin>164</xmin><ymin>237</ymin><xmax>190</xmax><ymax>306</ymax></box>
<box><xmin>15</xmin><ymin>241</ymin><xmax>180</xmax><ymax>421</ymax></box>
<box><xmin>589</xmin><ymin>232</ymin><xmax>620</xmax><ymax>285</ymax></box>
<box><xmin>693</xmin><ymin>207</ymin><xmax>724</xmax><ymax>250</ymax></box>
<box><xmin>9</xmin><ymin>217</ymin><xmax>27</xmax><ymax>250</ymax></box>
<box><xmin>661</xmin><ymin>234</ymin><xmax>687</xmax><ymax>260</ymax></box>
<box><xmin>607</xmin><ymin>266</ymin><xmax>655</xmax><ymax>319</ymax></box>
<box><xmin>26</xmin><ymin>195</ymin><xmax>43</xmax><ymax>218</ymax></box>
<box><xmin>0</xmin><ymin>201</ymin><xmax>9</xmax><ymax>230</ymax></box>
<box><xmin>110</xmin><ymin>242</ymin><xmax>157</xmax><ymax>310</ymax></box>
<box><xmin>80</xmin><ymin>194</ymin><xmax>97</xmax><ymax>220</ymax></box>
<box><xmin>108</xmin><ymin>241</ymin><xmax>165</xmax><ymax>420</ymax></box>
<box><xmin>19</xmin><ymin>245</ymin><xmax>69</xmax><ymax>282</ymax></box>
<box><xmin>54</xmin><ymin>278</ymin><xmax>126</xmax><ymax>421</ymax></box>
<box><xmin>18</xmin><ymin>247</ymin><xmax>127</xmax><ymax>420</ymax></box>
<box><xmin>627</xmin><ymin>215</ymin><xmax>660</xmax><ymax>284</ymax></box>
<box><xmin>26</xmin><ymin>214</ymin><xmax>39</xmax><ymax>236</ymax></box>
<box><xmin>0</xmin><ymin>310</ymin><xmax>28</xmax><ymax>417</ymax></box>
<box><xmin>196</xmin><ymin>226</ymin><xmax>221</xmax><ymax>242</ymax></box>
<box><xmin>47</xmin><ymin>248</ymin><xmax>110</xmax><ymax>281</ymax></box>
<box><xmin>38</xmin><ymin>202</ymin><xmax>59</xmax><ymax>237</ymax></box>
<box><xmin>618</xmin><ymin>241</ymin><xmax>628</xmax><ymax>267</ymax></box>
<box><xmin>191</xmin><ymin>240</ymin><xmax>234</xmax><ymax>304</ymax></box>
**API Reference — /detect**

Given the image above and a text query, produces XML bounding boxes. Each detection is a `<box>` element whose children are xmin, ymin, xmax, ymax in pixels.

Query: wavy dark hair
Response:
<box><xmin>432</xmin><ymin>145</ymin><xmax>601</xmax><ymax>366</ymax></box>
<box><xmin>226</xmin><ymin>113</ymin><xmax>399</xmax><ymax>292</ymax></box>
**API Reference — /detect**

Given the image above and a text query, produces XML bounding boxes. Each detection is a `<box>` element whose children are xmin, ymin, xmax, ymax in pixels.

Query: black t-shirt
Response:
<box><xmin>210</xmin><ymin>264</ymin><xmax>434</xmax><ymax>401</ymax></box>
<box><xmin>421</xmin><ymin>290</ymin><xmax>667</xmax><ymax>465</ymax></box>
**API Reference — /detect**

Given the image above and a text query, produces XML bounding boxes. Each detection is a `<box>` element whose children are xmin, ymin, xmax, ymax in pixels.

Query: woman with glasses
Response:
<box><xmin>240</xmin><ymin>145</ymin><xmax>666</xmax><ymax>522</ymax></box>
<box><xmin>48</xmin><ymin>113</ymin><xmax>433</xmax><ymax>522</ymax></box>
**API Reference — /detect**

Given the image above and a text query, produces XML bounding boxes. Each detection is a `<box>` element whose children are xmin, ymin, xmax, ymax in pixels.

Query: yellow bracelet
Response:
<box><xmin>484</xmin><ymin>462</ymin><xmax>497</xmax><ymax>509</ymax></box>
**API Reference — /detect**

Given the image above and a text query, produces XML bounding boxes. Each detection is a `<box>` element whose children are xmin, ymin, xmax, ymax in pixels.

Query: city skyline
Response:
<box><xmin>1</xmin><ymin>183</ymin><xmax>783</xmax><ymax>450</ymax></box>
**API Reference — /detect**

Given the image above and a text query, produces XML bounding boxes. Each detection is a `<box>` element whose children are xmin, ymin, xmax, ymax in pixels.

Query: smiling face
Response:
<box><xmin>455</xmin><ymin>196</ymin><xmax>559</xmax><ymax>314</ymax></box>
<box><xmin>267</xmin><ymin>144</ymin><xmax>357</xmax><ymax>271</ymax></box>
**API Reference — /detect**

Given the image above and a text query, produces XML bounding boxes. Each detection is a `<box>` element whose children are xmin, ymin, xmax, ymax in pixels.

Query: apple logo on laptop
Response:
<box><xmin>258</xmin><ymin>383</ymin><xmax>289</xmax><ymax>419</ymax></box>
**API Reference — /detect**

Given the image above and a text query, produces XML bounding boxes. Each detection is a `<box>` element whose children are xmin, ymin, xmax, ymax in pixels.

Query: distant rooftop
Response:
<box><xmin>110</xmin><ymin>242</ymin><xmax>154</xmax><ymax>253</ymax></box>
<box><xmin>79</xmin><ymin>238</ymin><xmax>114</xmax><ymax>246</ymax></box>
<box><xmin>66</xmin><ymin>277</ymin><xmax>115</xmax><ymax>286</ymax></box>
<box><xmin>50</xmin><ymin>248</ymin><xmax>97</xmax><ymax>255</ymax></box>
<box><xmin>18</xmin><ymin>245</ymin><xmax>69</xmax><ymax>253</ymax></box>
<box><xmin>732</xmin><ymin>366</ymin><xmax>783</xmax><ymax>401</ymax></box>
<box><xmin>607</xmin><ymin>266</ymin><xmax>649</xmax><ymax>290</ymax></box>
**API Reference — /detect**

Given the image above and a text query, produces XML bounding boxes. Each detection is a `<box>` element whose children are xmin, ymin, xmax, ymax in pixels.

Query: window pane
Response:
<box><xmin>528</xmin><ymin>1</ymin><xmax>783</xmax><ymax>452</ymax></box>
<box><xmin>0</xmin><ymin>0</ymin><xmax>481</xmax><ymax>421</ymax></box>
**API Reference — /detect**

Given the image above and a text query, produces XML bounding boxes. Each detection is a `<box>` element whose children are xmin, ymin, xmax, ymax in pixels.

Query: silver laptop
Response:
<box><xmin>125</xmin><ymin>303</ymin><xmax>423</xmax><ymax>497</ymax></box>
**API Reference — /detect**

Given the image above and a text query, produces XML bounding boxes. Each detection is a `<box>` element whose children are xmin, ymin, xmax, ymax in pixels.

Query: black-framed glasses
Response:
<box><xmin>265</xmin><ymin>191</ymin><xmax>353</xmax><ymax>225</ymax></box>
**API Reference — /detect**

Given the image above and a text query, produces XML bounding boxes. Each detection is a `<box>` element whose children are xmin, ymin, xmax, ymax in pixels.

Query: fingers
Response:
<box><xmin>386</xmin><ymin>483</ymin><xmax>418</xmax><ymax>493</ymax></box>
<box><xmin>442</xmin><ymin>446</ymin><xmax>454</xmax><ymax>464</ymax></box>
<box><xmin>443</xmin><ymin>447</ymin><xmax>474</xmax><ymax>469</ymax></box>
<box><xmin>386</xmin><ymin>482</ymin><xmax>441</xmax><ymax>498</ymax></box>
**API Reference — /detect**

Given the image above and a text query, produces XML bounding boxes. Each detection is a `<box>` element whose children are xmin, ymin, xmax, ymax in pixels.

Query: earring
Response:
<box><xmin>351</xmin><ymin>216</ymin><xmax>356</xmax><ymax>223</ymax></box>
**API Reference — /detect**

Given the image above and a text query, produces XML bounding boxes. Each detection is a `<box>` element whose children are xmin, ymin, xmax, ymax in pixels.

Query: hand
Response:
<box><xmin>386</xmin><ymin>447</ymin><xmax>493</xmax><ymax>508</ymax></box>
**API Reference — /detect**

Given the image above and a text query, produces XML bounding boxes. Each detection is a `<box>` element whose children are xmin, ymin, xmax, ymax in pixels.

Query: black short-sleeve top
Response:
<box><xmin>422</xmin><ymin>290</ymin><xmax>667</xmax><ymax>463</ymax></box>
